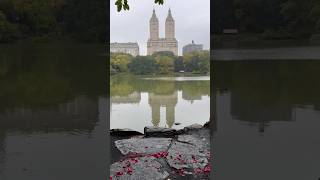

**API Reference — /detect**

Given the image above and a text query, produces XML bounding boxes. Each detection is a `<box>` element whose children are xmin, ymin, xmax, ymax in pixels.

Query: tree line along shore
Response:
<box><xmin>110</xmin><ymin>51</ymin><xmax>210</xmax><ymax>75</ymax></box>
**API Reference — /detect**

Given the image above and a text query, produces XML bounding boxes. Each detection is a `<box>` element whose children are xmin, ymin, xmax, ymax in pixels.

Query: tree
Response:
<box><xmin>183</xmin><ymin>50</ymin><xmax>210</xmax><ymax>73</ymax></box>
<box><xmin>128</xmin><ymin>56</ymin><xmax>158</xmax><ymax>75</ymax></box>
<box><xmin>174</xmin><ymin>56</ymin><xmax>184</xmax><ymax>72</ymax></box>
<box><xmin>154</xmin><ymin>55</ymin><xmax>174</xmax><ymax>74</ymax></box>
<box><xmin>152</xmin><ymin>51</ymin><xmax>174</xmax><ymax>57</ymax></box>
<box><xmin>115</xmin><ymin>0</ymin><xmax>164</xmax><ymax>11</ymax></box>
<box><xmin>110</xmin><ymin>53</ymin><xmax>133</xmax><ymax>72</ymax></box>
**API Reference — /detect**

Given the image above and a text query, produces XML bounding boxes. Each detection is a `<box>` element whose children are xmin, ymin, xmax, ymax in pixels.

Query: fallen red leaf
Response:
<box><xmin>116</xmin><ymin>171</ymin><xmax>124</xmax><ymax>176</ymax></box>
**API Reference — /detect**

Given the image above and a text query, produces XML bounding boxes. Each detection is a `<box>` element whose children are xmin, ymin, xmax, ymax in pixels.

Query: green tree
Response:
<box><xmin>128</xmin><ymin>56</ymin><xmax>158</xmax><ymax>75</ymax></box>
<box><xmin>183</xmin><ymin>50</ymin><xmax>210</xmax><ymax>73</ymax></box>
<box><xmin>110</xmin><ymin>53</ymin><xmax>133</xmax><ymax>72</ymax></box>
<box><xmin>115</xmin><ymin>0</ymin><xmax>164</xmax><ymax>11</ymax></box>
<box><xmin>154</xmin><ymin>55</ymin><xmax>174</xmax><ymax>74</ymax></box>
<box><xmin>174</xmin><ymin>56</ymin><xmax>184</xmax><ymax>72</ymax></box>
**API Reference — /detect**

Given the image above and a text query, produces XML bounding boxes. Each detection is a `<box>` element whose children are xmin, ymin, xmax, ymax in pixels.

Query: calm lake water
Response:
<box><xmin>110</xmin><ymin>75</ymin><xmax>210</xmax><ymax>132</ymax></box>
<box><xmin>0</xmin><ymin>43</ymin><xmax>107</xmax><ymax>180</ymax></box>
<box><xmin>213</xmin><ymin>60</ymin><xmax>320</xmax><ymax>180</ymax></box>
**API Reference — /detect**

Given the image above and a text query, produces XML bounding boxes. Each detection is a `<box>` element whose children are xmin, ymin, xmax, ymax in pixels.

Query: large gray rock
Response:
<box><xmin>166</xmin><ymin>130</ymin><xmax>211</xmax><ymax>171</ymax></box>
<box><xmin>178</xmin><ymin>135</ymin><xmax>210</xmax><ymax>153</ymax></box>
<box><xmin>166</xmin><ymin>141</ymin><xmax>208</xmax><ymax>170</ymax></box>
<box><xmin>115</xmin><ymin>138</ymin><xmax>172</xmax><ymax>155</ymax></box>
<box><xmin>110</xmin><ymin>156</ymin><xmax>169</xmax><ymax>180</ymax></box>
<box><xmin>144</xmin><ymin>126</ymin><xmax>177</xmax><ymax>137</ymax></box>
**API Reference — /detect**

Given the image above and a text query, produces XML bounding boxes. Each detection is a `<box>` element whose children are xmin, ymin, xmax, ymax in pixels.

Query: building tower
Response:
<box><xmin>149</xmin><ymin>9</ymin><xmax>159</xmax><ymax>40</ymax></box>
<box><xmin>147</xmin><ymin>8</ymin><xmax>178</xmax><ymax>56</ymax></box>
<box><xmin>165</xmin><ymin>9</ymin><xmax>175</xmax><ymax>39</ymax></box>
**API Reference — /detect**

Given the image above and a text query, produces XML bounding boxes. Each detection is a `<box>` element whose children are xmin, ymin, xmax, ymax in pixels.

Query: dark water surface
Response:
<box><xmin>0</xmin><ymin>43</ymin><xmax>107</xmax><ymax>180</ymax></box>
<box><xmin>213</xmin><ymin>60</ymin><xmax>320</xmax><ymax>180</ymax></box>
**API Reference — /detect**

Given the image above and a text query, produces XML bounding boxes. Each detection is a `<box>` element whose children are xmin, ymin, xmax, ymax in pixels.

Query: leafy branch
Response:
<box><xmin>115</xmin><ymin>0</ymin><xmax>164</xmax><ymax>12</ymax></box>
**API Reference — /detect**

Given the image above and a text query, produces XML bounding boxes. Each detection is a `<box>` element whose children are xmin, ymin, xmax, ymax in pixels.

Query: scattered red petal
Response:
<box><xmin>150</xmin><ymin>151</ymin><xmax>168</xmax><ymax>158</ymax></box>
<box><xmin>203</xmin><ymin>165</ymin><xmax>211</xmax><ymax>173</ymax></box>
<box><xmin>130</xmin><ymin>158</ymin><xmax>138</xmax><ymax>164</ymax></box>
<box><xmin>177</xmin><ymin>168</ymin><xmax>185</xmax><ymax>176</ymax></box>
<box><xmin>194</xmin><ymin>164</ymin><xmax>211</xmax><ymax>174</ymax></box>
<box><xmin>192</xmin><ymin>155</ymin><xmax>198</xmax><ymax>163</ymax></box>
<box><xmin>116</xmin><ymin>171</ymin><xmax>124</xmax><ymax>176</ymax></box>
<box><xmin>194</xmin><ymin>168</ymin><xmax>203</xmax><ymax>174</ymax></box>
<box><xmin>126</xmin><ymin>167</ymin><xmax>133</xmax><ymax>175</ymax></box>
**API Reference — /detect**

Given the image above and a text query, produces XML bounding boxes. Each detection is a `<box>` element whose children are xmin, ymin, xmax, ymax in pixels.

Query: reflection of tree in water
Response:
<box><xmin>0</xmin><ymin>44</ymin><xmax>106</xmax><ymax>133</ymax></box>
<box><xmin>148</xmin><ymin>92</ymin><xmax>178</xmax><ymax>128</ymax></box>
<box><xmin>214</xmin><ymin>60</ymin><xmax>320</xmax><ymax>132</ymax></box>
<box><xmin>0</xmin><ymin>44</ymin><xmax>106</xmax><ymax>110</ymax></box>
<box><xmin>0</xmin><ymin>95</ymin><xmax>99</xmax><ymax>133</ymax></box>
<box><xmin>110</xmin><ymin>75</ymin><xmax>136</xmax><ymax>97</ymax></box>
<box><xmin>111</xmin><ymin>91</ymin><xmax>141</xmax><ymax>104</ymax></box>
<box><xmin>178</xmin><ymin>81</ymin><xmax>210</xmax><ymax>102</ymax></box>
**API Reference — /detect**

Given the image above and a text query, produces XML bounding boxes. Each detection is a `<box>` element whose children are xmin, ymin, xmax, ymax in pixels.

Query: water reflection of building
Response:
<box><xmin>148</xmin><ymin>92</ymin><xmax>178</xmax><ymax>128</ymax></box>
<box><xmin>110</xmin><ymin>92</ymin><xmax>141</xmax><ymax>104</ymax></box>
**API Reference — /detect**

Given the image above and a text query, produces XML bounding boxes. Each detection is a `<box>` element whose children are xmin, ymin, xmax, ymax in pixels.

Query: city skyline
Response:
<box><xmin>110</xmin><ymin>0</ymin><xmax>210</xmax><ymax>56</ymax></box>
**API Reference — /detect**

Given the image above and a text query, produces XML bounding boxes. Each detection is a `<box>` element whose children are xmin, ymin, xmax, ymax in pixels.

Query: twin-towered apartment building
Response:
<box><xmin>110</xmin><ymin>9</ymin><xmax>203</xmax><ymax>56</ymax></box>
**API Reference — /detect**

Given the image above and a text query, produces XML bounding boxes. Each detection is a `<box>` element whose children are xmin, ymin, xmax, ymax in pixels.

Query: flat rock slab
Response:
<box><xmin>110</xmin><ymin>156</ymin><xmax>169</xmax><ymax>180</ymax></box>
<box><xmin>178</xmin><ymin>135</ymin><xmax>210</xmax><ymax>154</ymax></box>
<box><xmin>115</xmin><ymin>138</ymin><xmax>172</xmax><ymax>155</ymax></box>
<box><xmin>166</xmin><ymin>141</ymin><xmax>209</xmax><ymax>170</ymax></box>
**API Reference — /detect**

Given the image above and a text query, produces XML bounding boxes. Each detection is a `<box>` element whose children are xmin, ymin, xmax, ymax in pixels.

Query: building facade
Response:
<box><xmin>182</xmin><ymin>40</ymin><xmax>203</xmax><ymax>55</ymax></box>
<box><xmin>147</xmin><ymin>9</ymin><xmax>178</xmax><ymax>56</ymax></box>
<box><xmin>110</xmin><ymin>42</ymin><xmax>139</xmax><ymax>56</ymax></box>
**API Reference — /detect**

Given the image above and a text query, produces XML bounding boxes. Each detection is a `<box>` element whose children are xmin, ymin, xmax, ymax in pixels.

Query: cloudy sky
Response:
<box><xmin>110</xmin><ymin>0</ymin><xmax>210</xmax><ymax>56</ymax></box>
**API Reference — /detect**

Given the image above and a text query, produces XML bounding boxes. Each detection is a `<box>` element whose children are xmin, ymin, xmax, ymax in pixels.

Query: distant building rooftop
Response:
<box><xmin>110</xmin><ymin>42</ymin><xmax>139</xmax><ymax>56</ymax></box>
<box><xmin>182</xmin><ymin>40</ymin><xmax>203</xmax><ymax>55</ymax></box>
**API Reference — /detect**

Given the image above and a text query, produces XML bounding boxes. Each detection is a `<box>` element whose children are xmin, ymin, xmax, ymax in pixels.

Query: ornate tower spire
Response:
<box><xmin>165</xmin><ymin>8</ymin><xmax>175</xmax><ymax>39</ymax></box>
<box><xmin>149</xmin><ymin>9</ymin><xmax>159</xmax><ymax>40</ymax></box>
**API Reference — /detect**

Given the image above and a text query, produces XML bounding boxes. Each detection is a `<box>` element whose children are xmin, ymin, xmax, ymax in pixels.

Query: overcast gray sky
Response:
<box><xmin>110</xmin><ymin>0</ymin><xmax>210</xmax><ymax>56</ymax></box>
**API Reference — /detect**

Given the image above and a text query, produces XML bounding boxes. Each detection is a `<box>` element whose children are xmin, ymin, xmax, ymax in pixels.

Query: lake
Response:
<box><xmin>212</xmin><ymin>60</ymin><xmax>320</xmax><ymax>180</ymax></box>
<box><xmin>0</xmin><ymin>43</ymin><xmax>107</xmax><ymax>180</ymax></box>
<box><xmin>110</xmin><ymin>74</ymin><xmax>210</xmax><ymax>133</ymax></box>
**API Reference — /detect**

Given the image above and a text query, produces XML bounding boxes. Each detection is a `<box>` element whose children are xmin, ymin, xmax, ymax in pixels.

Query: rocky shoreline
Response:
<box><xmin>110</xmin><ymin>123</ymin><xmax>211</xmax><ymax>180</ymax></box>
